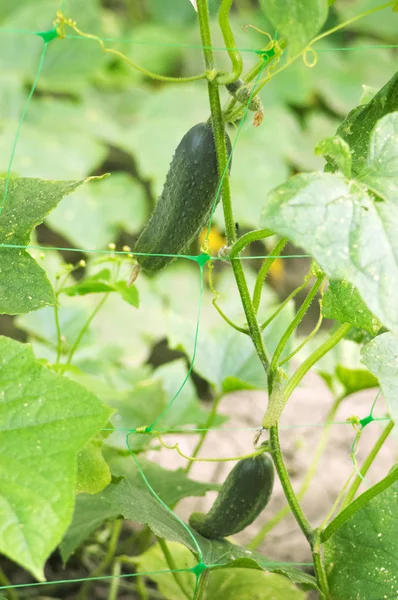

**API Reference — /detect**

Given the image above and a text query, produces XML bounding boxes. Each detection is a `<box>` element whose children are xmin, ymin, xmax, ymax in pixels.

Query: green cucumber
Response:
<box><xmin>189</xmin><ymin>452</ymin><xmax>274</xmax><ymax>539</ymax></box>
<box><xmin>134</xmin><ymin>122</ymin><xmax>232</xmax><ymax>271</ymax></box>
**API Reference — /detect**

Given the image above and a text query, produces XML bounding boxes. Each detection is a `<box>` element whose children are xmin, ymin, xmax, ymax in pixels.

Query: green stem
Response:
<box><xmin>259</xmin><ymin>278</ymin><xmax>309</xmax><ymax>332</ymax></box>
<box><xmin>197</xmin><ymin>0</ymin><xmax>270</xmax><ymax>372</ymax></box>
<box><xmin>217</xmin><ymin>0</ymin><xmax>243</xmax><ymax>84</ymax></box>
<box><xmin>269</xmin><ymin>425</ymin><xmax>314</xmax><ymax>544</ymax></box>
<box><xmin>229</xmin><ymin>228</ymin><xmax>274</xmax><ymax>258</ymax></box>
<box><xmin>312</xmin><ymin>531</ymin><xmax>329</xmax><ymax>599</ymax></box>
<box><xmin>108</xmin><ymin>560</ymin><xmax>121</xmax><ymax>600</ymax></box>
<box><xmin>341</xmin><ymin>420</ymin><xmax>394</xmax><ymax>509</ymax></box>
<box><xmin>284</xmin><ymin>323</ymin><xmax>352</xmax><ymax>404</ymax></box>
<box><xmin>252</xmin><ymin>237</ymin><xmax>287</xmax><ymax>313</ymax></box>
<box><xmin>279</xmin><ymin>302</ymin><xmax>323</xmax><ymax>367</ymax></box>
<box><xmin>157</xmin><ymin>538</ymin><xmax>191</xmax><ymax>600</ymax></box>
<box><xmin>54</xmin><ymin>302</ymin><xmax>63</xmax><ymax>363</ymax></box>
<box><xmin>249</xmin><ymin>393</ymin><xmax>345</xmax><ymax>549</ymax></box>
<box><xmin>136</xmin><ymin>576</ymin><xmax>150</xmax><ymax>600</ymax></box>
<box><xmin>321</xmin><ymin>464</ymin><xmax>398</xmax><ymax>543</ymax></box>
<box><xmin>184</xmin><ymin>395</ymin><xmax>223</xmax><ymax>475</ymax></box>
<box><xmin>269</xmin><ymin>275</ymin><xmax>324</xmax><ymax>373</ymax></box>
<box><xmin>78</xmin><ymin>520</ymin><xmax>123</xmax><ymax>600</ymax></box>
<box><xmin>67</xmin><ymin>292</ymin><xmax>110</xmax><ymax>364</ymax></box>
<box><xmin>194</xmin><ymin>570</ymin><xmax>210</xmax><ymax>600</ymax></box>
<box><xmin>0</xmin><ymin>566</ymin><xmax>18</xmax><ymax>600</ymax></box>
<box><xmin>212</xmin><ymin>299</ymin><xmax>249</xmax><ymax>334</ymax></box>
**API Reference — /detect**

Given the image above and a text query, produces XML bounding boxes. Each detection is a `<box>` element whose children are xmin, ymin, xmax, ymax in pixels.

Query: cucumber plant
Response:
<box><xmin>0</xmin><ymin>0</ymin><xmax>397</xmax><ymax>600</ymax></box>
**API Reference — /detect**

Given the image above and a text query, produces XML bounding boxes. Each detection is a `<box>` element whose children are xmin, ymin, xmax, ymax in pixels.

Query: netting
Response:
<box><xmin>0</xmin><ymin>0</ymin><xmax>396</xmax><ymax>597</ymax></box>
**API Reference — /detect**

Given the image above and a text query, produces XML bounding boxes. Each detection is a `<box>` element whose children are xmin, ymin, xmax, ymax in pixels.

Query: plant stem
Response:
<box><xmin>67</xmin><ymin>292</ymin><xmax>110</xmax><ymax>364</ymax></box>
<box><xmin>193</xmin><ymin>570</ymin><xmax>210</xmax><ymax>600</ymax></box>
<box><xmin>197</xmin><ymin>0</ymin><xmax>270</xmax><ymax>371</ymax></box>
<box><xmin>157</xmin><ymin>538</ymin><xmax>191</xmax><ymax>600</ymax></box>
<box><xmin>259</xmin><ymin>278</ymin><xmax>309</xmax><ymax>331</ymax></box>
<box><xmin>249</xmin><ymin>394</ymin><xmax>345</xmax><ymax>549</ymax></box>
<box><xmin>229</xmin><ymin>228</ymin><xmax>273</xmax><ymax>257</ymax></box>
<box><xmin>279</xmin><ymin>302</ymin><xmax>323</xmax><ymax>367</ymax></box>
<box><xmin>78</xmin><ymin>520</ymin><xmax>122</xmax><ymax>600</ymax></box>
<box><xmin>269</xmin><ymin>275</ymin><xmax>324</xmax><ymax>373</ymax></box>
<box><xmin>184</xmin><ymin>394</ymin><xmax>223</xmax><ymax>475</ymax></box>
<box><xmin>212</xmin><ymin>298</ymin><xmax>249</xmax><ymax>334</ymax></box>
<box><xmin>54</xmin><ymin>301</ymin><xmax>63</xmax><ymax>363</ymax></box>
<box><xmin>284</xmin><ymin>323</ymin><xmax>352</xmax><ymax>404</ymax></box>
<box><xmin>269</xmin><ymin>424</ymin><xmax>314</xmax><ymax>544</ymax></box>
<box><xmin>341</xmin><ymin>420</ymin><xmax>394</xmax><ymax>509</ymax></box>
<box><xmin>252</xmin><ymin>237</ymin><xmax>287</xmax><ymax>313</ymax></box>
<box><xmin>136</xmin><ymin>575</ymin><xmax>150</xmax><ymax>600</ymax></box>
<box><xmin>217</xmin><ymin>0</ymin><xmax>243</xmax><ymax>84</ymax></box>
<box><xmin>0</xmin><ymin>566</ymin><xmax>18</xmax><ymax>600</ymax></box>
<box><xmin>312</xmin><ymin>531</ymin><xmax>329</xmax><ymax>599</ymax></box>
<box><xmin>108</xmin><ymin>560</ymin><xmax>121</xmax><ymax>600</ymax></box>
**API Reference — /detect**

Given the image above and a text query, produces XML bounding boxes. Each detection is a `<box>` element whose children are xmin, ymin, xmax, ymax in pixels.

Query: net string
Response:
<box><xmin>0</xmin><ymin>2</ymin><xmax>393</xmax><ymax>595</ymax></box>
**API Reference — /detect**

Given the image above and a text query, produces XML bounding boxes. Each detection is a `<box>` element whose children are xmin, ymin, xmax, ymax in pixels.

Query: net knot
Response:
<box><xmin>36</xmin><ymin>28</ymin><xmax>59</xmax><ymax>43</ymax></box>
<box><xmin>190</xmin><ymin>561</ymin><xmax>208</xmax><ymax>577</ymax></box>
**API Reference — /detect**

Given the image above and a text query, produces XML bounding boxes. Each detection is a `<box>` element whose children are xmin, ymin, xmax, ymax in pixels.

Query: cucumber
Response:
<box><xmin>189</xmin><ymin>452</ymin><xmax>274</xmax><ymax>539</ymax></box>
<box><xmin>134</xmin><ymin>122</ymin><xmax>232</xmax><ymax>271</ymax></box>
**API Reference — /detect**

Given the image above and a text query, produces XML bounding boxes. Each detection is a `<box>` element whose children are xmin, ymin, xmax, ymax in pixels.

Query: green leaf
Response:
<box><xmin>0</xmin><ymin>336</ymin><xmax>111</xmax><ymax>579</ymax></box>
<box><xmin>361</xmin><ymin>332</ymin><xmax>398</xmax><ymax>425</ymax></box>
<box><xmin>260</xmin><ymin>152</ymin><xmax>398</xmax><ymax>331</ymax></box>
<box><xmin>0</xmin><ymin>177</ymin><xmax>88</xmax><ymax>314</ymax></box>
<box><xmin>335</xmin><ymin>365</ymin><xmax>378</xmax><ymax>396</ymax></box>
<box><xmin>101</xmin><ymin>478</ymin><xmax>317</xmax><ymax>589</ymax></box>
<box><xmin>134</xmin><ymin>542</ymin><xmax>307</xmax><ymax>600</ymax></box>
<box><xmin>259</xmin><ymin>0</ymin><xmax>328</xmax><ymax>55</ymax></box>
<box><xmin>322</xmin><ymin>280</ymin><xmax>382</xmax><ymax>335</ymax></box>
<box><xmin>113</xmin><ymin>280</ymin><xmax>139</xmax><ymax>308</ymax></box>
<box><xmin>335</xmin><ymin>0</ymin><xmax>398</xmax><ymax>43</ymax></box>
<box><xmin>361</xmin><ymin>112</ymin><xmax>398</xmax><ymax>202</ymax></box>
<box><xmin>63</xmin><ymin>274</ymin><xmax>139</xmax><ymax>308</ymax></box>
<box><xmin>328</xmin><ymin>71</ymin><xmax>398</xmax><ymax>175</ymax></box>
<box><xmin>315</xmin><ymin>136</ymin><xmax>351</xmax><ymax>177</ymax></box>
<box><xmin>59</xmin><ymin>493</ymin><xmax>119</xmax><ymax>564</ymax></box>
<box><xmin>76</xmin><ymin>439</ymin><xmax>111</xmax><ymax>495</ymax></box>
<box><xmin>324</xmin><ymin>478</ymin><xmax>398</xmax><ymax>600</ymax></box>
<box><xmin>46</xmin><ymin>173</ymin><xmax>148</xmax><ymax>249</ymax></box>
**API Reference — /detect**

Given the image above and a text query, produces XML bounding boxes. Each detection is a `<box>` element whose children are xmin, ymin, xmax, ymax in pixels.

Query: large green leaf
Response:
<box><xmin>0</xmin><ymin>336</ymin><xmax>111</xmax><ymax>579</ymax></box>
<box><xmin>361</xmin><ymin>332</ymin><xmax>398</xmax><ymax>425</ymax></box>
<box><xmin>324</xmin><ymin>478</ymin><xmax>398</xmax><ymax>600</ymax></box>
<box><xmin>261</xmin><ymin>113</ymin><xmax>398</xmax><ymax>333</ymax></box>
<box><xmin>322</xmin><ymin>280</ymin><xmax>382</xmax><ymax>335</ymax></box>
<box><xmin>0</xmin><ymin>177</ymin><xmax>87</xmax><ymax>314</ymax></box>
<box><xmin>259</xmin><ymin>0</ymin><xmax>328</xmax><ymax>55</ymax></box>
<box><xmin>326</xmin><ymin>71</ymin><xmax>398</xmax><ymax>175</ymax></box>
<box><xmin>134</xmin><ymin>542</ymin><xmax>307</xmax><ymax>600</ymax></box>
<box><xmin>101</xmin><ymin>477</ymin><xmax>317</xmax><ymax>589</ymax></box>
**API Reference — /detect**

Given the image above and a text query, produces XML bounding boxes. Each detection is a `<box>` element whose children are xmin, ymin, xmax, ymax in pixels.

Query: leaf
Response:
<box><xmin>134</xmin><ymin>542</ymin><xmax>307</xmax><ymax>600</ymax></box>
<box><xmin>101</xmin><ymin>478</ymin><xmax>317</xmax><ymax>589</ymax></box>
<box><xmin>0</xmin><ymin>336</ymin><xmax>111</xmax><ymax>579</ymax></box>
<box><xmin>362</xmin><ymin>112</ymin><xmax>398</xmax><ymax>202</ymax></box>
<box><xmin>335</xmin><ymin>0</ymin><xmax>398</xmax><ymax>43</ymax></box>
<box><xmin>315</xmin><ymin>136</ymin><xmax>351</xmax><ymax>177</ymax></box>
<box><xmin>46</xmin><ymin>173</ymin><xmax>148</xmax><ymax>249</ymax></box>
<box><xmin>361</xmin><ymin>332</ymin><xmax>398</xmax><ymax>425</ymax></box>
<box><xmin>76</xmin><ymin>439</ymin><xmax>111</xmax><ymax>495</ymax></box>
<box><xmin>324</xmin><ymin>478</ymin><xmax>398</xmax><ymax>600</ymax></box>
<box><xmin>260</xmin><ymin>133</ymin><xmax>398</xmax><ymax>332</ymax></box>
<box><xmin>259</xmin><ymin>0</ymin><xmax>329</xmax><ymax>55</ymax></box>
<box><xmin>63</xmin><ymin>274</ymin><xmax>139</xmax><ymax>308</ymax></box>
<box><xmin>328</xmin><ymin>71</ymin><xmax>398</xmax><ymax>175</ymax></box>
<box><xmin>335</xmin><ymin>365</ymin><xmax>378</xmax><ymax>396</ymax></box>
<box><xmin>59</xmin><ymin>493</ymin><xmax>119</xmax><ymax>564</ymax></box>
<box><xmin>0</xmin><ymin>177</ymin><xmax>88</xmax><ymax>314</ymax></box>
<box><xmin>322</xmin><ymin>280</ymin><xmax>382</xmax><ymax>335</ymax></box>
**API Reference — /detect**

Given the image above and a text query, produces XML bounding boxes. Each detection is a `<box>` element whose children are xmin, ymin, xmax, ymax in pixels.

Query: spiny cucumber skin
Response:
<box><xmin>135</xmin><ymin>122</ymin><xmax>232</xmax><ymax>272</ymax></box>
<box><xmin>189</xmin><ymin>453</ymin><xmax>274</xmax><ymax>539</ymax></box>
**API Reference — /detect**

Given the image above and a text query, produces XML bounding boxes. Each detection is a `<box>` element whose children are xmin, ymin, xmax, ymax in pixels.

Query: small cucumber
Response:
<box><xmin>134</xmin><ymin>122</ymin><xmax>232</xmax><ymax>272</ymax></box>
<box><xmin>189</xmin><ymin>452</ymin><xmax>274</xmax><ymax>539</ymax></box>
